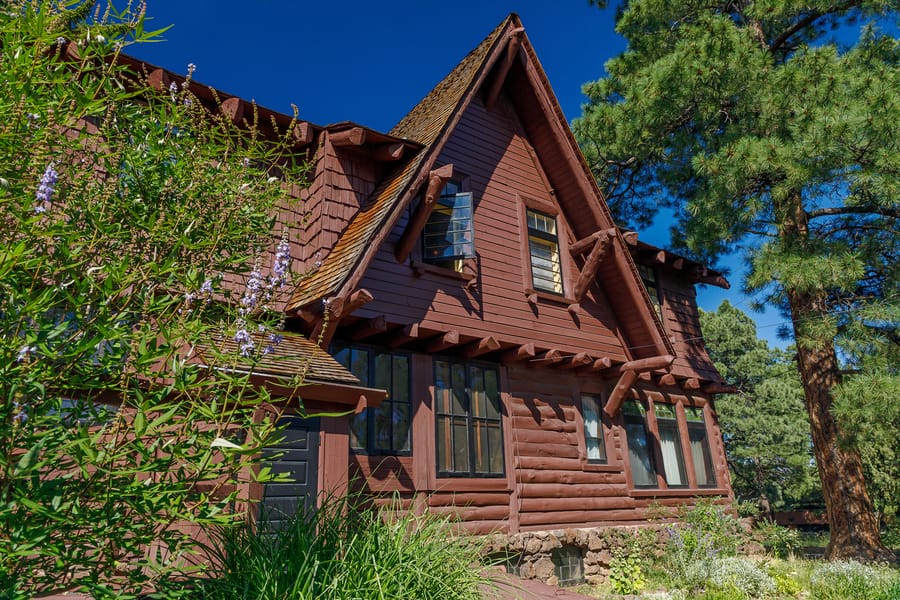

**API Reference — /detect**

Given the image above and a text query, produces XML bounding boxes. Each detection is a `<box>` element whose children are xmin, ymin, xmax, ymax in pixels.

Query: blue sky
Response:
<box><xmin>127</xmin><ymin>0</ymin><xmax>790</xmax><ymax>347</ymax></box>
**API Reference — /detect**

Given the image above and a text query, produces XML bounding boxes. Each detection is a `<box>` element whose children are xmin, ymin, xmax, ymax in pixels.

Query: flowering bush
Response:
<box><xmin>0</xmin><ymin>2</ymin><xmax>309</xmax><ymax>597</ymax></box>
<box><xmin>809</xmin><ymin>560</ymin><xmax>900</xmax><ymax>600</ymax></box>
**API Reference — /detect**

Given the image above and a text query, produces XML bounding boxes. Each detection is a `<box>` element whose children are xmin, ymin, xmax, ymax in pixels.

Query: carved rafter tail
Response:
<box><xmin>394</xmin><ymin>164</ymin><xmax>455</xmax><ymax>263</ymax></box>
<box><xmin>349</xmin><ymin>315</ymin><xmax>387</xmax><ymax>341</ymax></box>
<box><xmin>387</xmin><ymin>323</ymin><xmax>420</xmax><ymax>348</ymax></box>
<box><xmin>463</xmin><ymin>336</ymin><xmax>501</xmax><ymax>359</ymax></box>
<box><xmin>484</xmin><ymin>28</ymin><xmax>525</xmax><ymax>111</ymax></box>
<box><xmin>501</xmin><ymin>342</ymin><xmax>536</xmax><ymax>363</ymax></box>
<box><xmin>426</xmin><ymin>330</ymin><xmax>460</xmax><ymax>353</ymax></box>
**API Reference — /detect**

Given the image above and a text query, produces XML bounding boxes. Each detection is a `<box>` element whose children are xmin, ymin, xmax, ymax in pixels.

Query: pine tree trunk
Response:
<box><xmin>780</xmin><ymin>194</ymin><xmax>890</xmax><ymax>561</ymax></box>
<box><xmin>787</xmin><ymin>290</ymin><xmax>890</xmax><ymax>560</ymax></box>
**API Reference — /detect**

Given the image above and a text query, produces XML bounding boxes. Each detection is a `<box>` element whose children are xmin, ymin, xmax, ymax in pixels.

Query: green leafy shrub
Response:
<box><xmin>679</xmin><ymin>499</ymin><xmax>744</xmax><ymax>556</ymax></box>
<box><xmin>608</xmin><ymin>542</ymin><xmax>646</xmax><ymax>595</ymax></box>
<box><xmin>809</xmin><ymin>560</ymin><xmax>900</xmax><ymax>600</ymax></box>
<box><xmin>754</xmin><ymin>519</ymin><xmax>801</xmax><ymax>558</ymax></box>
<box><xmin>1</xmin><ymin>2</ymin><xmax>309</xmax><ymax>596</ymax></box>
<box><xmin>194</xmin><ymin>494</ymin><xmax>493</xmax><ymax>600</ymax></box>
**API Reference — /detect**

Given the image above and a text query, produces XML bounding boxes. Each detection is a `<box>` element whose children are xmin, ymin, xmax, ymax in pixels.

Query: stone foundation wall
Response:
<box><xmin>484</xmin><ymin>526</ymin><xmax>666</xmax><ymax>587</ymax></box>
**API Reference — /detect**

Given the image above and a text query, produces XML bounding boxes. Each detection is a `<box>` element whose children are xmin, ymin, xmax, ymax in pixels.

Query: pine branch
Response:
<box><xmin>768</xmin><ymin>1</ymin><xmax>861</xmax><ymax>55</ymax></box>
<box><xmin>808</xmin><ymin>205</ymin><xmax>900</xmax><ymax>220</ymax></box>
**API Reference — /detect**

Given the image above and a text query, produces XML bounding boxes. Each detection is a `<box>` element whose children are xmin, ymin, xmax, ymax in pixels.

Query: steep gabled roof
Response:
<box><xmin>286</xmin><ymin>16</ymin><xmax>512</xmax><ymax>310</ymax></box>
<box><xmin>286</xmin><ymin>14</ymin><xmax>673</xmax><ymax>361</ymax></box>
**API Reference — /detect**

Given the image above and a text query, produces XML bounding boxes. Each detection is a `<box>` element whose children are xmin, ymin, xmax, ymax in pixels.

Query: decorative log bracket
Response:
<box><xmin>310</xmin><ymin>289</ymin><xmax>374</xmax><ymax>349</ymax></box>
<box><xmin>394</xmin><ymin>164</ymin><xmax>455</xmax><ymax>263</ymax></box>
<box><xmin>501</xmin><ymin>342</ymin><xmax>536</xmax><ymax>363</ymax></box>
<box><xmin>604</xmin><ymin>354</ymin><xmax>675</xmax><ymax>418</ymax></box>
<box><xmin>570</xmin><ymin>228</ymin><xmax>616</xmax><ymax>302</ymax></box>
<box><xmin>484</xmin><ymin>28</ymin><xmax>525</xmax><ymax>111</ymax></box>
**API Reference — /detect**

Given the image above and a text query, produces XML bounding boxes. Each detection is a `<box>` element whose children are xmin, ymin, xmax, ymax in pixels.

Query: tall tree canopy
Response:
<box><xmin>575</xmin><ymin>1</ymin><xmax>898</xmax><ymax>560</ymax></box>
<box><xmin>699</xmin><ymin>302</ymin><xmax>819</xmax><ymax>516</ymax></box>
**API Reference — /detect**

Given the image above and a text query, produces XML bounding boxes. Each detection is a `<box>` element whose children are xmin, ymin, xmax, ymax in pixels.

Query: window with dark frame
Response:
<box><xmin>686</xmin><ymin>406</ymin><xmax>717</xmax><ymax>487</ymax></box>
<box><xmin>526</xmin><ymin>208</ymin><xmax>564</xmax><ymax>294</ymax></box>
<box><xmin>655</xmin><ymin>403</ymin><xmax>688</xmax><ymax>487</ymax></box>
<box><xmin>434</xmin><ymin>360</ymin><xmax>504</xmax><ymax>477</ymax></box>
<box><xmin>623</xmin><ymin>400</ymin><xmax>657</xmax><ymax>487</ymax></box>
<box><xmin>581</xmin><ymin>394</ymin><xmax>607</xmax><ymax>463</ymax></box>
<box><xmin>422</xmin><ymin>181</ymin><xmax>475</xmax><ymax>271</ymax></box>
<box><xmin>334</xmin><ymin>345</ymin><xmax>411</xmax><ymax>454</ymax></box>
<box><xmin>638</xmin><ymin>264</ymin><xmax>662</xmax><ymax>316</ymax></box>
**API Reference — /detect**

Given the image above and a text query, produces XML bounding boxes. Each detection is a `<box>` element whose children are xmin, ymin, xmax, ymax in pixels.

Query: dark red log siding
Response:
<box><xmin>354</xmin><ymin>95</ymin><xmax>627</xmax><ymax>361</ymax></box>
<box><xmin>349</xmin><ymin>357</ymin><xmax>732</xmax><ymax>533</ymax></box>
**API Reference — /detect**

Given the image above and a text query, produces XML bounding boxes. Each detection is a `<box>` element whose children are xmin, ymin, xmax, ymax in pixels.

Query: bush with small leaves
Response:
<box><xmin>809</xmin><ymin>560</ymin><xmax>900</xmax><ymax>600</ymax></box>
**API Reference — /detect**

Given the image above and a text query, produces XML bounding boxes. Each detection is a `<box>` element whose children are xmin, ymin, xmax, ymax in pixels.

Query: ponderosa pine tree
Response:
<box><xmin>575</xmin><ymin>1</ymin><xmax>898</xmax><ymax>559</ymax></box>
<box><xmin>699</xmin><ymin>302</ymin><xmax>819</xmax><ymax>516</ymax></box>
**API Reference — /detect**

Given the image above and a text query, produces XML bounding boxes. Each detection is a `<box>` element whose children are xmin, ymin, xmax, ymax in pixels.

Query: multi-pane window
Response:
<box><xmin>334</xmin><ymin>345</ymin><xmax>411</xmax><ymax>454</ymax></box>
<box><xmin>434</xmin><ymin>360</ymin><xmax>504</xmax><ymax>476</ymax></box>
<box><xmin>623</xmin><ymin>400</ymin><xmax>656</xmax><ymax>487</ymax></box>
<box><xmin>581</xmin><ymin>394</ymin><xmax>607</xmax><ymax>463</ymax></box>
<box><xmin>526</xmin><ymin>209</ymin><xmax>563</xmax><ymax>294</ymax></box>
<box><xmin>423</xmin><ymin>181</ymin><xmax>475</xmax><ymax>270</ymax></box>
<box><xmin>655</xmin><ymin>403</ymin><xmax>688</xmax><ymax>487</ymax></box>
<box><xmin>686</xmin><ymin>406</ymin><xmax>717</xmax><ymax>487</ymax></box>
<box><xmin>638</xmin><ymin>264</ymin><xmax>661</xmax><ymax>315</ymax></box>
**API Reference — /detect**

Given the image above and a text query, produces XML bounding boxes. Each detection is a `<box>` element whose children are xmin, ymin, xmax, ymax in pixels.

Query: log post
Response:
<box><xmin>572</xmin><ymin>228</ymin><xmax>615</xmax><ymax>302</ymax></box>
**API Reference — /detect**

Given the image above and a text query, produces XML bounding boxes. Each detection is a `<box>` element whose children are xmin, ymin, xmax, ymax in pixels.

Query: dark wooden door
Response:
<box><xmin>260</xmin><ymin>416</ymin><xmax>319</xmax><ymax>527</ymax></box>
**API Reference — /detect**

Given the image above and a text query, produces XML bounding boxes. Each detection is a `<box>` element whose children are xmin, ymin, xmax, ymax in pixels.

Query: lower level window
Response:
<box><xmin>687</xmin><ymin>407</ymin><xmax>717</xmax><ymax>487</ymax></box>
<box><xmin>655</xmin><ymin>403</ymin><xmax>687</xmax><ymax>487</ymax></box>
<box><xmin>334</xmin><ymin>345</ymin><xmax>411</xmax><ymax>454</ymax></box>
<box><xmin>434</xmin><ymin>360</ymin><xmax>504</xmax><ymax>476</ymax></box>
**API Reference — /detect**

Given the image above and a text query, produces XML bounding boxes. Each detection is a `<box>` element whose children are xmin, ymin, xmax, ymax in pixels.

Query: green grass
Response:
<box><xmin>187</xmin><ymin>494</ymin><xmax>494</xmax><ymax>600</ymax></box>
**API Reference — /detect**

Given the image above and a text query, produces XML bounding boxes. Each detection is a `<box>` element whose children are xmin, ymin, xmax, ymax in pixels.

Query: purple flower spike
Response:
<box><xmin>35</xmin><ymin>163</ymin><xmax>58</xmax><ymax>205</ymax></box>
<box><xmin>234</xmin><ymin>329</ymin><xmax>254</xmax><ymax>357</ymax></box>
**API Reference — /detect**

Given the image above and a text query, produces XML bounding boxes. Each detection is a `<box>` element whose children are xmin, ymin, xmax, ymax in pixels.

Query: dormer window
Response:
<box><xmin>422</xmin><ymin>181</ymin><xmax>475</xmax><ymax>271</ymax></box>
<box><xmin>526</xmin><ymin>208</ymin><xmax>563</xmax><ymax>294</ymax></box>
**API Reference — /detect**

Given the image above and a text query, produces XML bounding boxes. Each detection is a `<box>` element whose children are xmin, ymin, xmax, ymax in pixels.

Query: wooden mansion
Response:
<box><xmin>157</xmin><ymin>14</ymin><xmax>736</xmax><ymax>536</ymax></box>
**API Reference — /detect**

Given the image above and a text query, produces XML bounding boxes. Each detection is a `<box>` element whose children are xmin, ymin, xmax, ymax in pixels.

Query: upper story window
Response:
<box><xmin>434</xmin><ymin>359</ymin><xmax>504</xmax><ymax>477</ymax></box>
<box><xmin>334</xmin><ymin>344</ymin><xmax>411</xmax><ymax>454</ymax></box>
<box><xmin>638</xmin><ymin>264</ymin><xmax>661</xmax><ymax>316</ymax></box>
<box><xmin>581</xmin><ymin>394</ymin><xmax>607</xmax><ymax>463</ymax></box>
<box><xmin>686</xmin><ymin>406</ymin><xmax>717</xmax><ymax>487</ymax></box>
<box><xmin>526</xmin><ymin>209</ymin><xmax>563</xmax><ymax>294</ymax></box>
<box><xmin>423</xmin><ymin>181</ymin><xmax>475</xmax><ymax>271</ymax></box>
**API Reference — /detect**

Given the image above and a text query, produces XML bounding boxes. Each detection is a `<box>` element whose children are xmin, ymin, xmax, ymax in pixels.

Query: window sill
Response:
<box><xmin>582</xmin><ymin>462</ymin><xmax>623</xmax><ymax>473</ymax></box>
<box><xmin>525</xmin><ymin>288</ymin><xmax>576</xmax><ymax>306</ymax></box>
<box><xmin>411</xmin><ymin>260</ymin><xmax>476</xmax><ymax>281</ymax></box>
<box><xmin>631</xmin><ymin>488</ymin><xmax>729</xmax><ymax>498</ymax></box>
<box><xmin>431</xmin><ymin>478</ymin><xmax>511</xmax><ymax>493</ymax></box>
